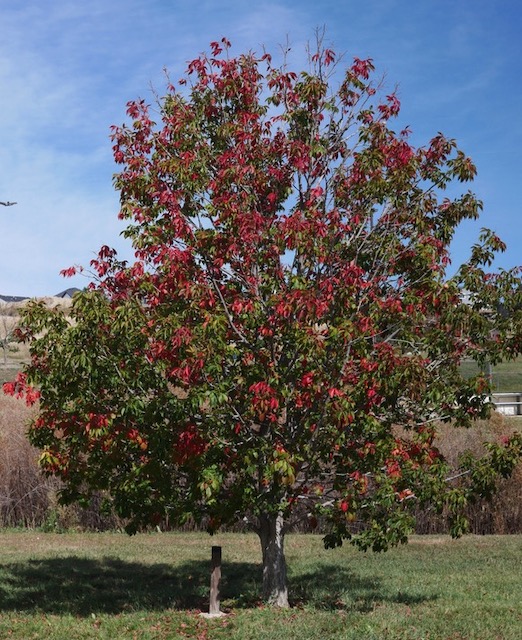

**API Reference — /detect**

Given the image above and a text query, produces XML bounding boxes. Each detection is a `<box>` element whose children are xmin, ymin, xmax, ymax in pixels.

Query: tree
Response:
<box><xmin>5</xmin><ymin>38</ymin><xmax>522</xmax><ymax>607</ymax></box>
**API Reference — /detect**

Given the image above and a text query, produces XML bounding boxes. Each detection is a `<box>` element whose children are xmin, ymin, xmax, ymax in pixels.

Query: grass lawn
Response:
<box><xmin>0</xmin><ymin>532</ymin><xmax>520</xmax><ymax>639</ymax></box>
<box><xmin>460</xmin><ymin>357</ymin><xmax>522</xmax><ymax>392</ymax></box>
<box><xmin>5</xmin><ymin>356</ymin><xmax>522</xmax><ymax>391</ymax></box>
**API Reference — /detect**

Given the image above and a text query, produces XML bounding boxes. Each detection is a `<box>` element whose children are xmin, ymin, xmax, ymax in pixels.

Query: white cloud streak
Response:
<box><xmin>0</xmin><ymin>0</ymin><xmax>521</xmax><ymax>295</ymax></box>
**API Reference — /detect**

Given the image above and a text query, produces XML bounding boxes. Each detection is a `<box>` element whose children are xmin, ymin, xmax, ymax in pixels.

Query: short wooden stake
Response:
<box><xmin>209</xmin><ymin>545</ymin><xmax>222</xmax><ymax>615</ymax></box>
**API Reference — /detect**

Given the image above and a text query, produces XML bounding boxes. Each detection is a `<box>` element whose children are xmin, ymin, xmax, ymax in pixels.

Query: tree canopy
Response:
<box><xmin>6</xmin><ymin>38</ymin><xmax>522</xmax><ymax>607</ymax></box>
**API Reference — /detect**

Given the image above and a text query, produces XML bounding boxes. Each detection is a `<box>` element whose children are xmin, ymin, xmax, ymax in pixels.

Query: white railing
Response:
<box><xmin>492</xmin><ymin>392</ymin><xmax>522</xmax><ymax>416</ymax></box>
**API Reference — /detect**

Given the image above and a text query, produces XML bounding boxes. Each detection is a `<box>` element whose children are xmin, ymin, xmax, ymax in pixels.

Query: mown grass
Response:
<box><xmin>460</xmin><ymin>357</ymin><xmax>522</xmax><ymax>392</ymax></box>
<box><xmin>0</xmin><ymin>532</ymin><xmax>520</xmax><ymax>639</ymax></box>
<box><xmin>4</xmin><ymin>356</ymin><xmax>522</xmax><ymax>390</ymax></box>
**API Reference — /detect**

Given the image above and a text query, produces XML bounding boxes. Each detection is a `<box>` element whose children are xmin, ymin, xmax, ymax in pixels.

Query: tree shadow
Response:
<box><xmin>290</xmin><ymin>564</ymin><xmax>436</xmax><ymax>612</ymax></box>
<box><xmin>0</xmin><ymin>556</ymin><xmax>435</xmax><ymax>616</ymax></box>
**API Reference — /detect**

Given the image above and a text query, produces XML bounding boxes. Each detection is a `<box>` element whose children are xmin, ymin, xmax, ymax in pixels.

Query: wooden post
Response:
<box><xmin>209</xmin><ymin>545</ymin><xmax>222</xmax><ymax>615</ymax></box>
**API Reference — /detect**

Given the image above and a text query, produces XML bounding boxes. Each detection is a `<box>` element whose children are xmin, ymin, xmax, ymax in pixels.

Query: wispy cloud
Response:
<box><xmin>1</xmin><ymin>0</ymin><xmax>521</xmax><ymax>295</ymax></box>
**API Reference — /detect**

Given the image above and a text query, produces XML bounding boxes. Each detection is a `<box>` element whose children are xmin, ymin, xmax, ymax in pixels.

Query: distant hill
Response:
<box><xmin>0</xmin><ymin>288</ymin><xmax>81</xmax><ymax>305</ymax></box>
<box><xmin>0</xmin><ymin>295</ymin><xmax>28</xmax><ymax>304</ymax></box>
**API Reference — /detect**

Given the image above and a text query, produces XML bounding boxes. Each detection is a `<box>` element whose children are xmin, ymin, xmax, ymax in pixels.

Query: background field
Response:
<box><xmin>0</xmin><ymin>298</ymin><xmax>72</xmax><ymax>385</ymax></box>
<box><xmin>460</xmin><ymin>358</ymin><xmax>522</xmax><ymax>393</ymax></box>
<box><xmin>4</xmin><ymin>299</ymin><xmax>522</xmax><ymax>393</ymax></box>
<box><xmin>0</xmin><ymin>531</ymin><xmax>520</xmax><ymax>639</ymax></box>
<box><xmin>4</xmin><ymin>341</ymin><xmax>522</xmax><ymax>391</ymax></box>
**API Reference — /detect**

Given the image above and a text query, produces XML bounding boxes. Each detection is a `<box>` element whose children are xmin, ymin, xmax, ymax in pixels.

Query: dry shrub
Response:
<box><xmin>0</xmin><ymin>394</ymin><xmax>52</xmax><ymax>527</ymax></box>
<box><xmin>0</xmin><ymin>391</ymin><xmax>520</xmax><ymax>532</ymax></box>
<box><xmin>414</xmin><ymin>412</ymin><xmax>522</xmax><ymax>534</ymax></box>
<box><xmin>0</xmin><ymin>394</ymin><xmax>122</xmax><ymax>531</ymax></box>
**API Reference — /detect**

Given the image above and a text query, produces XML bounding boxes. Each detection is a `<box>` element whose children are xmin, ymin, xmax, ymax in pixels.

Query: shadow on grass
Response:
<box><xmin>289</xmin><ymin>564</ymin><xmax>435</xmax><ymax>612</ymax></box>
<box><xmin>0</xmin><ymin>556</ymin><xmax>435</xmax><ymax>615</ymax></box>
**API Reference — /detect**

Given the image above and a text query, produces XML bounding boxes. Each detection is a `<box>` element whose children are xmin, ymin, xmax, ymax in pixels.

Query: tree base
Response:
<box><xmin>259</xmin><ymin>511</ymin><xmax>289</xmax><ymax>608</ymax></box>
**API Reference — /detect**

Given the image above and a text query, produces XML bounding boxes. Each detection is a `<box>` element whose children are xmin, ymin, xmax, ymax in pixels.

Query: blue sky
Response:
<box><xmin>1</xmin><ymin>0</ymin><xmax>521</xmax><ymax>296</ymax></box>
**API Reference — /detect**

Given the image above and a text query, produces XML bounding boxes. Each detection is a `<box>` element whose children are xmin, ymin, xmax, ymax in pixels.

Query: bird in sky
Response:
<box><xmin>0</xmin><ymin>202</ymin><xmax>17</xmax><ymax>206</ymax></box>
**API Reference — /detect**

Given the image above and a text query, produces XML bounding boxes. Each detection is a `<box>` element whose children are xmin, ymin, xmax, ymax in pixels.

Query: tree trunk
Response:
<box><xmin>258</xmin><ymin>511</ymin><xmax>289</xmax><ymax>607</ymax></box>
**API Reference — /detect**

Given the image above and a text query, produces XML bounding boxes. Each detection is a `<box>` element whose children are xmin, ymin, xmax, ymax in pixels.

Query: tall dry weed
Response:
<box><xmin>414</xmin><ymin>413</ymin><xmax>522</xmax><ymax>534</ymax></box>
<box><xmin>0</xmin><ymin>394</ymin><xmax>123</xmax><ymax>530</ymax></box>
<box><xmin>0</xmin><ymin>392</ymin><xmax>520</xmax><ymax>532</ymax></box>
<box><xmin>0</xmin><ymin>394</ymin><xmax>52</xmax><ymax>527</ymax></box>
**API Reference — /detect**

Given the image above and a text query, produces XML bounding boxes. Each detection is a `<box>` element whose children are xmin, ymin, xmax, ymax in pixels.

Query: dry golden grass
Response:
<box><xmin>0</xmin><ymin>393</ymin><xmax>52</xmax><ymax>527</ymax></box>
<box><xmin>412</xmin><ymin>412</ymin><xmax>522</xmax><ymax>534</ymax></box>
<box><xmin>0</xmin><ymin>364</ymin><xmax>520</xmax><ymax>533</ymax></box>
<box><xmin>0</xmin><ymin>297</ymin><xmax>74</xmax><ymax>368</ymax></box>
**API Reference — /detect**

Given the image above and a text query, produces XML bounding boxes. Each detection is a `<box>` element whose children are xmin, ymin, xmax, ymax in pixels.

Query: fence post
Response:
<box><xmin>209</xmin><ymin>545</ymin><xmax>222</xmax><ymax>615</ymax></box>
